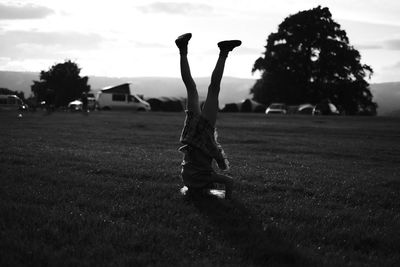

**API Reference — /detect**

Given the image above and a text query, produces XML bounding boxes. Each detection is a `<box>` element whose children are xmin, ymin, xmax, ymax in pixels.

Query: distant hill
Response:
<box><xmin>369</xmin><ymin>82</ymin><xmax>400</xmax><ymax>116</ymax></box>
<box><xmin>0</xmin><ymin>71</ymin><xmax>254</xmax><ymax>108</ymax></box>
<box><xmin>0</xmin><ymin>71</ymin><xmax>38</xmax><ymax>97</ymax></box>
<box><xmin>83</xmin><ymin>76</ymin><xmax>255</xmax><ymax>107</ymax></box>
<box><xmin>0</xmin><ymin>70</ymin><xmax>398</xmax><ymax>115</ymax></box>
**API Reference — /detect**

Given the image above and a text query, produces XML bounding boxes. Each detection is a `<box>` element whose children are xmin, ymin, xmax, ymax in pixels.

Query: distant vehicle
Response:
<box><xmin>297</xmin><ymin>104</ymin><xmax>315</xmax><ymax>115</ymax></box>
<box><xmin>96</xmin><ymin>92</ymin><xmax>151</xmax><ymax>111</ymax></box>
<box><xmin>96</xmin><ymin>83</ymin><xmax>151</xmax><ymax>111</ymax></box>
<box><xmin>265</xmin><ymin>103</ymin><xmax>287</xmax><ymax>114</ymax></box>
<box><xmin>68</xmin><ymin>100</ymin><xmax>83</xmax><ymax>111</ymax></box>
<box><xmin>313</xmin><ymin>101</ymin><xmax>339</xmax><ymax>115</ymax></box>
<box><xmin>0</xmin><ymin>95</ymin><xmax>28</xmax><ymax>111</ymax></box>
<box><xmin>86</xmin><ymin>92</ymin><xmax>96</xmax><ymax>110</ymax></box>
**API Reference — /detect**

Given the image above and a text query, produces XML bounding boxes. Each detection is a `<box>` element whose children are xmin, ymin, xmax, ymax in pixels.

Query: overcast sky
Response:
<box><xmin>0</xmin><ymin>0</ymin><xmax>399</xmax><ymax>83</ymax></box>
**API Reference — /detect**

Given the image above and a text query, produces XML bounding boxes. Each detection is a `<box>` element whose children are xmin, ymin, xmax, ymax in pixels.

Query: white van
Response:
<box><xmin>0</xmin><ymin>95</ymin><xmax>28</xmax><ymax>111</ymax></box>
<box><xmin>96</xmin><ymin>83</ymin><xmax>151</xmax><ymax>111</ymax></box>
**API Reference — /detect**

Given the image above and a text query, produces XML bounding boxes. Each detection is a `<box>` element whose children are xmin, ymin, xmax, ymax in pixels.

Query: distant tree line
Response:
<box><xmin>250</xmin><ymin>6</ymin><xmax>377</xmax><ymax>115</ymax></box>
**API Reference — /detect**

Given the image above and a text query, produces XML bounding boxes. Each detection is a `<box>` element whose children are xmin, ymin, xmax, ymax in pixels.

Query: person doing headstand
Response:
<box><xmin>175</xmin><ymin>33</ymin><xmax>241</xmax><ymax>200</ymax></box>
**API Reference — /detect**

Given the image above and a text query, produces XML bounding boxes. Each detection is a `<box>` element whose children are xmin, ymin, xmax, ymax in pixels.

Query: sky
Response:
<box><xmin>0</xmin><ymin>0</ymin><xmax>399</xmax><ymax>83</ymax></box>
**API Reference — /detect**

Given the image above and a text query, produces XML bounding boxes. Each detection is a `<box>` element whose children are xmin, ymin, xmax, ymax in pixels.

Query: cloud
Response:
<box><xmin>0</xmin><ymin>3</ymin><xmax>54</xmax><ymax>20</ymax></box>
<box><xmin>137</xmin><ymin>2</ymin><xmax>213</xmax><ymax>16</ymax></box>
<box><xmin>382</xmin><ymin>61</ymin><xmax>400</xmax><ymax>70</ymax></box>
<box><xmin>238</xmin><ymin>47</ymin><xmax>264</xmax><ymax>55</ymax></box>
<box><xmin>385</xmin><ymin>39</ymin><xmax>400</xmax><ymax>50</ymax></box>
<box><xmin>355</xmin><ymin>44</ymin><xmax>383</xmax><ymax>50</ymax></box>
<box><xmin>351</xmin><ymin>39</ymin><xmax>400</xmax><ymax>51</ymax></box>
<box><xmin>0</xmin><ymin>30</ymin><xmax>104</xmax><ymax>48</ymax></box>
<box><xmin>0</xmin><ymin>30</ymin><xmax>105</xmax><ymax>59</ymax></box>
<box><xmin>392</xmin><ymin>61</ymin><xmax>400</xmax><ymax>69</ymax></box>
<box><xmin>201</xmin><ymin>46</ymin><xmax>263</xmax><ymax>56</ymax></box>
<box><xmin>134</xmin><ymin>41</ymin><xmax>167</xmax><ymax>48</ymax></box>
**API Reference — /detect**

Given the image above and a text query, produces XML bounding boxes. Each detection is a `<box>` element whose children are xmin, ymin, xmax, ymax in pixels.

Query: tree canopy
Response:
<box><xmin>31</xmin><ymin>60</ymin><xmax>90</xmax><ymax>107</ymax></box>
<box><xmin>250</xmin><ymin>6</ymin><xmax>377</xmax><ymax>115</ymax></box>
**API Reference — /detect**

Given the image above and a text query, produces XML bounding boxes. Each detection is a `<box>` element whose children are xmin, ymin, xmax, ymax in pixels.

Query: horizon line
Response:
<box><xmin>0</xmin><ymin>69</ymin><xmax>399</xmax><ymax>84</ymax></box>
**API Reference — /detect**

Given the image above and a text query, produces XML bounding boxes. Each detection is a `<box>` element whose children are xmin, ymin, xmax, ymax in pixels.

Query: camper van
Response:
<box><xmin>0</xmin><ymin>95</ymin><xmax>28</xmax><ymax>111</ymax></box>
<box><xmin>96</xmin><ymin>83</ymin><xmax>151</xmax><ymax>111</ymax></box>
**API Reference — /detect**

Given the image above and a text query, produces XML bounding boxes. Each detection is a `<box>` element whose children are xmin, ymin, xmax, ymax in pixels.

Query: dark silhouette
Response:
<box><xmin>31</xmin><ymin>60</ymin><xmax>90</xmax><ymax>108</ymax></box>
<box><xmin>221</xmin><ymin>99</ymin><xmax>266</xmax><ymax>113</ymax></box>
<box><xmin>176</xmin><ymin>33</ymin><xmax>241</xmax><ymax>200</ymax></box>
<box><xmin>221</xmin><ymin>103</ymin><xmax>240</xmax><ymax>112</ymax></box>
<box><xmin>81</xmin><ymin>92</ymin><xmax>88</xmax><ymax>113</ymax></box>
<box><xmin>147</xmin><ymin>97</ymin><xmax>185</xmax><ymax>112</ymax></box>
<box><xmin>251</xmin><ymin>6</ymin><xmax>377</xmax><ymax>115</ymax></box>
<box><xmin>240</xmin><ymin>99</ymin><xmax>266</xmax><ymax>113</ymax></box>
<box><xmin>0</xmin><ymin>87</ymin><xmax>25</xmax><ymax>100</ymax></box>
<box><xmin>44</xmin><ymin>88</ymin><xmax>55</xmax><ymax>113</ymax></box>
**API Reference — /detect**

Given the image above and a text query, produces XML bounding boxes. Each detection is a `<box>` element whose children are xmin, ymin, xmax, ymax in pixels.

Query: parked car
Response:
<box><xmin>68</xmin><ymin>100</ymin><xmax>83</xmax><ymax>111</ymax></box>
<box><xmin>265</xmin><ymin>103</ymin><xmax>287</xmax><ymax>114</ymax></box>
<box><xmin>0</xmin><ymin>95</ymin><xmax>28</xmax><ymax>111</ymax></box>
<box><xmin>297</xmin><ymin>104</ymin><xmax>315</xmax><ymax>115</ymax></box>
<box><xmin>313</xmin><ymin>101</ymin><xmax>339</xmax><ymax>115</ymax></box>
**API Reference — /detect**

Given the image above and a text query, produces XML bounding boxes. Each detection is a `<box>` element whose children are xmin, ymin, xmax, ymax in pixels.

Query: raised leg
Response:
<box><xmin>176</xmin><ymin>33</ymin><xmax>201</xmax><ymax>115</ymax></box>
<box><xmin>201</xmin><ymin>53</ymin><xmax>227</xmax><ymax>126</ymax></box>
<box><xmin>201</xmin><ymin>40</ymin><xmax>241</xmax><ymax>126</ymax></box>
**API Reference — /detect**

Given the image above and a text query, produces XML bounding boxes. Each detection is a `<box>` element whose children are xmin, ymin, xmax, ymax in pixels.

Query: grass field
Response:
<box><xmin>1</xmin><ymin>110</ymin><xmax>399</xmax><ymax>266</ymax></box>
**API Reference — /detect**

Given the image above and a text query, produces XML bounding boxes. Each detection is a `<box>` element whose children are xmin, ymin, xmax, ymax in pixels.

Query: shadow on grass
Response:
<box><xmin>189</xmin><ymin>195</ymin><xmax>315</xmax><ymax>266</ymax></box>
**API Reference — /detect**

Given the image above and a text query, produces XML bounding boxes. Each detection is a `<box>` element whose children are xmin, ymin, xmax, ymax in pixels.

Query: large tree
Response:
<box><xmin>31</xmin><ymin>60</ymin><xmax>90</xmax><ymax>107</ymax></box>
<box><xmin>251</xmin><ymin>6</ymin><xmax>377</xmax><ymax>115</ymax></box>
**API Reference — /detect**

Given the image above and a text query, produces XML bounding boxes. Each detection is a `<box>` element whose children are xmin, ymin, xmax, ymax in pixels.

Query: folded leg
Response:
<box><xmin>182</xmin><ymin>170</ymin><xmax>234</xmax><ymax>200</ymax></box>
